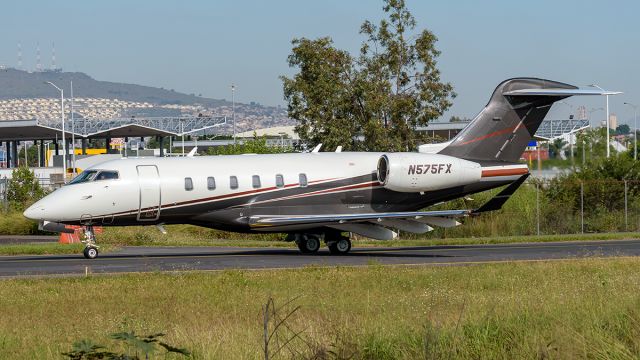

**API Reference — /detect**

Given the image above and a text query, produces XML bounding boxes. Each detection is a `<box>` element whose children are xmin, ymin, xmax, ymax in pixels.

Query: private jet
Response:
<box><xmin>23</xmin><ymin>78</ymin><xmax>619</xmax><ymax>258</ymax></box>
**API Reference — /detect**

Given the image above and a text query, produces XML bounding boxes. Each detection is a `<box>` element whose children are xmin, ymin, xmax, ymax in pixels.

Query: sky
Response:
<box><xmin>1</xmin><ymin>0</ymin><xmax>639</xmax><ymax>126</ymax></box>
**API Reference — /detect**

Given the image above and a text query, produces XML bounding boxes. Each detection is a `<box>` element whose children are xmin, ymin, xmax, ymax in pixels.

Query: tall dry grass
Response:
<box><xmin>1</xmin><ymin>258</ymin><xmax>640</xmax><ymax>359</ymax></box>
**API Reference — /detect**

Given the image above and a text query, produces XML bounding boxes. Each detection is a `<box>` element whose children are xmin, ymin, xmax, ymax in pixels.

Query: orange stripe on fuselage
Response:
<box><xmin>481</xmin><ymin>168</ymin><xmax>529</xmax><ymax>177</ymax></box>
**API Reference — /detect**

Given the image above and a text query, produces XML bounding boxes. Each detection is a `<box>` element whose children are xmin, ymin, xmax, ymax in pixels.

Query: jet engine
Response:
<box><xmin>377</xmin><ymin>153</ymin><xmax>482</xmax><ymax>192</ymax></box>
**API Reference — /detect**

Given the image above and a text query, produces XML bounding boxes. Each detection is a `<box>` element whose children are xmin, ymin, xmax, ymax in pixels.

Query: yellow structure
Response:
<box><xmin>45</xmin><ymin>149</ymin><xmax>107</xmax><ymax>167</ymax></box>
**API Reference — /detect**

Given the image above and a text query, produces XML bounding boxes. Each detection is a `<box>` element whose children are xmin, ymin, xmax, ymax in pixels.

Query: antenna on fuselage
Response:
<box><xmin>311</xmin><ymin>143</ymin><xmax>322</xmax><ymax>153</ymax></box>
<box><xmin>335</xmin><ymin>146</ymin><xmax>342</xmax><ymax>153</ymax></box>
<box><xmin>186</xmin><ymin>147</ymin><xmax>198</xmax><ymax>157</ymax></box>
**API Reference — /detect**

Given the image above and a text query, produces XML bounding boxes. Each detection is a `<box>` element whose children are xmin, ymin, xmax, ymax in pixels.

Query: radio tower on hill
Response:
<box><xmin>17</xmin><ymin>43</ymin><xmax>23</xmax><ymax>70</ymax></box>
<box><xmin>36</xmin><ymin>42</ymin><xmax>42</xmax><ymax>72</ymax></box>
<box><xmin>51</xmin><ymin>42</ymin><xmax>56</xmax><ymax>70</ymax></box>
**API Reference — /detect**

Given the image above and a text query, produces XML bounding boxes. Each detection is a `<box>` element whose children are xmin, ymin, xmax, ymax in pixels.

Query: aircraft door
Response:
<box><xmin>137</xmin><ymin>165</ymin><xmax>161</xmax><ymax>221</ymax></box>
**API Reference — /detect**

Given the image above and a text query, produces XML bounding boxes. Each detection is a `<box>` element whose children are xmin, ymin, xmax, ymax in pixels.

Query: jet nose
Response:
<box><xmin>23</xmin><ymin>202</ymin><xmax>45</xmax><ymax>221</ymax></box>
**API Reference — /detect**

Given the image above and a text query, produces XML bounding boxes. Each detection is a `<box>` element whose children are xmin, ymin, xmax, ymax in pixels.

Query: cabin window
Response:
<box><xmin>275</xmin><ymin>174</ymin><xmax>284</xmax><ymax>188</ymax></box>
<box><xmin>252</xmin><ymin>175</ymin><xmax>261</xmax><ymax>189</ymax></box>
<box><xmin>184</xmin><ymin>177</ymin><xmax>193</xmax><ymax>191</ymax></box>
<box><xmin>299</xmin><ymin>173</ymin><xmax>308</xmax><ymax>187</ymax></box>
<box><xmin>207</xmin><ymin>177</ymin><xmax>216</xmax><ymax>190</ymax></box>
<box><xmin>230</xmin><ymin>176</ymin><xmax>238</xmax><ymax>189</ymax></box>
<box><xmin>95</xmin><ymin>171</ymin><xmax>119</xmax><ymax>181</ymax></box>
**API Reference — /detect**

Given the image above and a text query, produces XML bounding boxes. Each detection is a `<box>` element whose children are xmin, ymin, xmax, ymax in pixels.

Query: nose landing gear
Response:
<box><xmin>82</xmin><ymin>226</ymin><xmax>99</xmax><ymax>259</ymax></box>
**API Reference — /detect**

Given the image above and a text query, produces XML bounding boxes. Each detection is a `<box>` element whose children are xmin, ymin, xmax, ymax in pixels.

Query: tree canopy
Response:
<box><xmin>7</xmin><ymin>167</ymin><xmax>45</xmax><ymax>210</ymax></box>
<box><xmin>281</xmin><ymin>0</ymin><xmax>455</xmax><ymax>152</ymax></box>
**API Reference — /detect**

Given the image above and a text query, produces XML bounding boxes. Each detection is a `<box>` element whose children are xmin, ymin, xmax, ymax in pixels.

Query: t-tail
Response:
<box><xmin>438</xmin><ymin>78</ymin><xmax>620</xmax><ymax>163</ymax></box>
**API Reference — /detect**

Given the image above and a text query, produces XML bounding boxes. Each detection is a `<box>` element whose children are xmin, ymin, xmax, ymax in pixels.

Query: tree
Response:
<box><xmin>206</xmin><ymin>134</ymin><xmax>292</xmax><ymax>155</ymax></box>
<box><xmin>548</xmin><ymin>138</ymin><xmax>567</xmax><ymax>159</ymax></box>
<box><xmin>616</xmin><ymin>124</ymin><xmax>630</xmax><ymax>135</ymax></box>
<box><xmin>17</xmin><ymin>144</ymin><xmax>40</xmax><ymax>167</ymax></box>
<box><xmin>282</xmin><ymin>0</ymin><xmax>455</xmax><ymax>152</ymax></box>
<box><xmin>449</xmin><ymin>116</ymin><xmax>470</xmax><ymax>123</ymax></box>
<box><xmin>6</xmin><ymin>167</ymin><xmax>45</xmax><ymax>210</ymax></box>
<box><xmin>576</xmin><ymin>128</ymin><xmax>615</xmax><ymax>161</ymax></box>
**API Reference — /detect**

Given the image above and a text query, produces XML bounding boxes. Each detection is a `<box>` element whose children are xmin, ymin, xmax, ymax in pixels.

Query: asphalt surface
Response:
<box><xmin>1</xmin><ymin>239</ymin><xmax>640</xmax><ymax>278</ymax></box>
<box><xmin>0</xmin><ymin>235</ymin><xmax>57</xmax><ymax>244</ymax></box>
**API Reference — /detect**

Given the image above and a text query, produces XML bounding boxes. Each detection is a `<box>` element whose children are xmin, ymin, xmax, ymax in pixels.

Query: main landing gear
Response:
<box><xmin>290</xmin><ymin>232</ymin><xmax>352</xmax><ymax>255</ymax></box>
<box><xmin>82</xmin><ymin>226</ymin><xmax>100</xmax><ymax>259</ymax></box>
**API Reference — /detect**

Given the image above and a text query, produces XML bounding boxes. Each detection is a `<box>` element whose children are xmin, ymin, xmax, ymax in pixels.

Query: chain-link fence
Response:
<box><xmin>437</xmin><ymin>179</ymin><xmax>640</xmax><ymax>238</ymax></box>
<box><xmin>0</xmin><ymin>178</ymin><xmax>8</xmax><ymax>210</ymax></box>
<box><xmin>1</xmin><ymin>174</ymin><xmax>638</xmax><ymax>237</ymax></box>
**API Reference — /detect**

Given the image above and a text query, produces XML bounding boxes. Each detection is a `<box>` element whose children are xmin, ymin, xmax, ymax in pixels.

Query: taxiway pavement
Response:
<box><xmin>1</xmin><ymin>239</ymin><xmax>639</xmax><ymax>278</ymax></box>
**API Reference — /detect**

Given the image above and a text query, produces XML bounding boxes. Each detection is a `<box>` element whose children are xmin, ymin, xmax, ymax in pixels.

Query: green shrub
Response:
<box><xmin>6</xmin><ymin>166</ymin><xmax>46</xmax><ymax>210</ymax></box>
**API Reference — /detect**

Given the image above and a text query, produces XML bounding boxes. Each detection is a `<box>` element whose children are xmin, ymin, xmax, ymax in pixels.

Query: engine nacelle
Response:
<box><xmin>377</xmin><ymin>153</ymin><xmax>482</xmax><ymax>192</ymax></box>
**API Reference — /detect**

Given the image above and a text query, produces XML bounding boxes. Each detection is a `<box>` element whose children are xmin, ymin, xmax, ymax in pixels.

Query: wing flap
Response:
<box><xmin>249</xmin><ymin>209</ymin><xmax>470</xmax><ymax>228</ymax></box>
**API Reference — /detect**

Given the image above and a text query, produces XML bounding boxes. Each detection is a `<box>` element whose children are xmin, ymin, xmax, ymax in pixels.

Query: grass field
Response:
<box><xmin>1</xmin><ymin>258</ymin><xmax>640</xmax><ymax>359</ymax></box>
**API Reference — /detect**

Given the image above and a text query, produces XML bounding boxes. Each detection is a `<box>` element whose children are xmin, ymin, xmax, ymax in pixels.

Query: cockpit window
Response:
<box><xmin>68</xmin><ymin>170</ymin><xmax>119</xmax><ymax>185</ymax></box>
<box><xmin>68</xmin><ymin>170</ymin><xmax>98</xmax><ymax>185</ymax></box>
<box><xmin>95</xmin><ymin>171</ymin><xmax>119</xmax><ymax>181</ymax></box>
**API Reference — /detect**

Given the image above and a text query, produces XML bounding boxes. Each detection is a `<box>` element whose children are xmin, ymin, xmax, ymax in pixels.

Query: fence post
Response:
<box><xmin>624</xmin><ymin>180</ymin><xmax>628</xmax><ymax>231</ymax></box>
<box><xmin>536</xmin><ymin>182</ymin><xmax>540</xmax><ymax>236</ymax></box>
<box><xmin>580</xmin><ymin>181</ymin><xmax>584</xmax><ymax>234</ymax></box>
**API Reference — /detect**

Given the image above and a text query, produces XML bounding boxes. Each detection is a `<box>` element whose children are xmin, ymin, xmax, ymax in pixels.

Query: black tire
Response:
<box><xmin>83</xmin><ymin>246</ymin><xmax>98</xmax><ymax>259</ymax></box>
<box><xmin>297</xmin><ymin>235</ymin><xmax>321</xmax><ymax>254</ymax></box>
<box><xmin>328</xmin><ymin>238</ymin><xmax>351</xmax><ymax>255</ymax></box>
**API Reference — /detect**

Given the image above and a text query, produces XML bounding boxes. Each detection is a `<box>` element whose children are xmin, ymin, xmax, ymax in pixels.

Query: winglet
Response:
<box><xmin>472</xmin><ymin>174</ymin><xmax>530</xmax><ymax>214</ymax></box>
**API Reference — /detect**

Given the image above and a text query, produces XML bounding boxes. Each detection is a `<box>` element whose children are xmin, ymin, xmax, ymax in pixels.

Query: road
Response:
<box><xmin>1</xmin><ymin>239</ymin><xmax>640</xmax><ymax>278</ymax></box>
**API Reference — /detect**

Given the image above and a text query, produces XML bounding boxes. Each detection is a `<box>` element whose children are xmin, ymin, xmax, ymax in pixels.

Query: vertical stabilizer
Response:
<box><xmin>438</xmin><ymin>78</ymin><xmax>576</xmax><ymax>162</ymax></box>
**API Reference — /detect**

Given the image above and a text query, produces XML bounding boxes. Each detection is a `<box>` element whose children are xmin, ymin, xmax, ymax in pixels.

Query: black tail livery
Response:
<box><xmin>440</xmin><ymin>78</ymin><xmax>596</xmax><ymax>163</ymax></box>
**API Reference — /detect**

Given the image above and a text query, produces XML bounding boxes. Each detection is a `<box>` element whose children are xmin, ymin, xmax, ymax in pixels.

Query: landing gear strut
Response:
<box><xmin>82</xmin><ymin>226</ymin><xmax>99</xmax><ymax>259</ymax></box>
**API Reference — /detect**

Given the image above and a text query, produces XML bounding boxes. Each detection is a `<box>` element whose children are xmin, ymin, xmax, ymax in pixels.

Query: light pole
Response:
<box><xmin>180</xmin><ymin>119</ymin><xmax>185</xmax><ymax>156</ymax></box>
<box><xmin>589</xmin><ymin>84</ymin><xmax>611</xmax><ymax>158</ymax></box>
<box><xmin>231</xmin><ymin>84</ymin><xmax>236</xmax><ymax>145</ymax></box>
<box><xmin>624</xmin><ymin>102</ymin><xmax>638</xmax><ymax>160</ymax></box>
<box><xmin>588</xmin><ymin>107</ymin><xmax>604</xmax><ymax>121</ymax></box>
<box><xmin>70</xmin><ymin>81</ymin><xmax>77</xmax><ymax>174</ymax></box>
<box><xmin>278</xmin><ymin>132</ymin><xmax>287</xmax><ymax>149</ymax></box>
<box><xmin>45</xmin><ymin>81</ymin><xmax>67</xmax><ymax>181</ymax></box>
<box><xmin>558</xmin><ymin>101</ymin><xmax>575</xmax><ymax>164</ymax></box>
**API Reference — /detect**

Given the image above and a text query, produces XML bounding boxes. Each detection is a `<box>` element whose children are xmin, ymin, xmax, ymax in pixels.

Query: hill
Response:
<box><xmin>0</xmin><ymin>68</ymin><xmax>228</xmax><ymax>107</ymax></box>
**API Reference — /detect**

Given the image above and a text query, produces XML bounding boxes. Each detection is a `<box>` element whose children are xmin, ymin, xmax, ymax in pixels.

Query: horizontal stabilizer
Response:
<box><xmin>472</xmin><ymin>174</ymin><xmax>530</xmax><ymax>214</ymax></box>
<box><xmin>504</xmin><ymin>88</ymin><xmax>622</xmax><ymax>96</ymax></box>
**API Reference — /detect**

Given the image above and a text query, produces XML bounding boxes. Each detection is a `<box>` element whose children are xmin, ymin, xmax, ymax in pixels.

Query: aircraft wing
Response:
<box><xmin>249</xmin><ymin>209</ymin><xmax>470</xmax><ymax>227</ymax></box>
<box><xmin>249</xmin><ymin>209</ymin><xmax>469</xmax><ymax>240</ymax></box>
<box><xmin>249</xmin><ymin>174</ymin><xmax>530</xmax><ymax>240</ymax></box>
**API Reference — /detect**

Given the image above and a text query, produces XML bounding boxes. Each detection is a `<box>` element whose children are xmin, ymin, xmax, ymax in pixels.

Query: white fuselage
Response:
<box><xmin>24</xmin><ymin>153</ymin><xmax>382</xmax><ymax>223</ymax></box>
<box><xmin>23</xmin><ymin>152</ymin><xmax>527</xmax><ymax>233</ymax></box>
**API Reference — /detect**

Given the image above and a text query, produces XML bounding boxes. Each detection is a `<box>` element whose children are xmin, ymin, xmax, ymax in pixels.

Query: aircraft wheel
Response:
<box><xmin>83</xmin><ymin>246</ymin><xmax>99</xmax><ymax>259</ymax></box>
<box><xmin>328</xmin><ymin>238</ymin><xmax>351</xmax><ymax>255</ymax></box>
<box><xmin>297</xmin><ymin>235</ymin><xmax>321</xmax><ymax>254</ymax></box>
